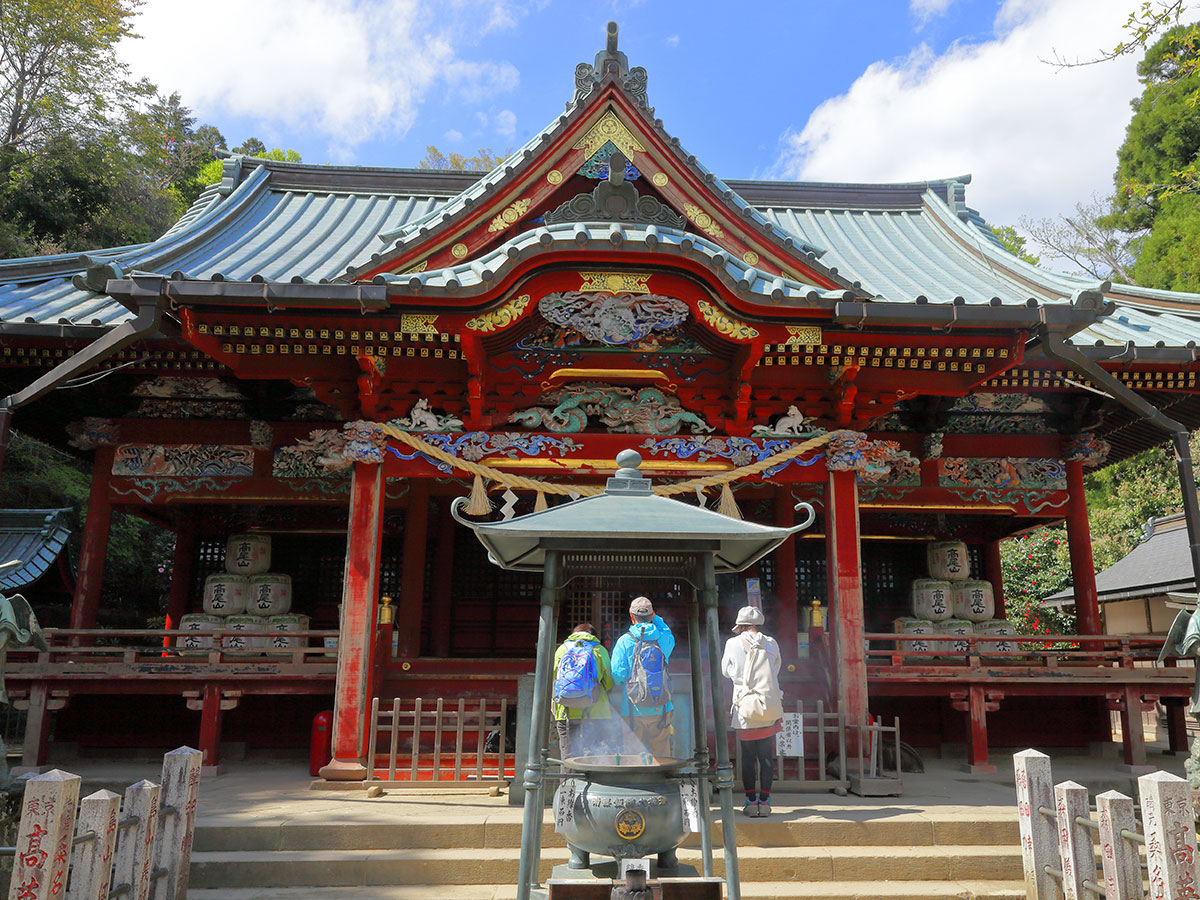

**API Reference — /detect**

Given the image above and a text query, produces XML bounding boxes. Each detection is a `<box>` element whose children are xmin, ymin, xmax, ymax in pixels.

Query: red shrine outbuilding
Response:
<box><xmin>0</xmin><ymin>25</ymin><xmax>1197</xmax><ymax>778</ymax></box>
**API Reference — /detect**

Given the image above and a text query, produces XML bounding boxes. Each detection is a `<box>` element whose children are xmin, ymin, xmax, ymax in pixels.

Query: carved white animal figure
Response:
<box><xmin>407</xmin><ymin>398</ymin><xmax>440</xmax><ymax>431</ymax></box>
<box><xmin>774</xmin><ymin>405</ymin><xmax>807</xmax><ymax>435</ymax></box>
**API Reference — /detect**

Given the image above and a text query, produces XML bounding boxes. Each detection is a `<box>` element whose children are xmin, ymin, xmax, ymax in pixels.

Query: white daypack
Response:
<box><xmin>732</xmin><ymin>635</ymin><xmax>783</xmax><ymax>728</ymax></box>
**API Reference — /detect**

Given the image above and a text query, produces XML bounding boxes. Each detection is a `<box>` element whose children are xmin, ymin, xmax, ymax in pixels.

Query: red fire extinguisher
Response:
<box><xmin>310</xmin><ymin>710</ymin><xmax>334</xmax><ymax>776</ymax></box>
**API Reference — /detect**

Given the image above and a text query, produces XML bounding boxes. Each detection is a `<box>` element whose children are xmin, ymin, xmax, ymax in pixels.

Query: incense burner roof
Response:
<box><xmin>0</xmin><ymin>509</ymin><xmax>73</xmax><ymax>593</ymax></box>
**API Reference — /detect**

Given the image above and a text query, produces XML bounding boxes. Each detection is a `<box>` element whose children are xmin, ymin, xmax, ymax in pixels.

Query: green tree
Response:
<box><xmin>418</xmin><ymin>145</ymin><xmax>510</xmax><ymax>172</ymax></box>
<box><xmin>1108</xmin><ymin>22</ymin><xmax>1200</xmax><ymax>231</ymax></box>
<box><xmin>0</xmin><ymin>431</ymin><xmax>171</xmax><ymax>627</ymax></box>
<box><xmin>1128</xmin><ymin>193</ymin><xmax>1200</xmax><ymax>289</ymax></box>
<box><xmin>1001</xmin><ymin>528</ymin><xmax>1075</xmax><ymax>636</ymax></box>
<box><xmin>232</xmin><ymin>137</ymin><xmax>266</xmax><ymax>156</ymax></box>
<box><xmin>0</xmin><ymin>0</ymin><xmax>147</xmax><ymax>157</ymax></box>
<box><xmin>991</xmin><ymin>224</ymin><xmax>1040</xmax><ymax>265</ymax></box>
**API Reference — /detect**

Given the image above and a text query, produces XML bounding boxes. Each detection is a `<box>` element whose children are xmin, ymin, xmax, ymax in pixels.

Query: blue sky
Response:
<box><xmin>122</xmin><ymin>0</ymin><xmax>1147</xmax><ymax>231</ymax></box>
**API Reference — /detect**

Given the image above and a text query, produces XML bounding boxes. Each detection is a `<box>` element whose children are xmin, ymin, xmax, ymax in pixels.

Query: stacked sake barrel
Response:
<box><xmin>893</xmin><ymin>541</ymin><xmax>1015</xmax><ymax>659</ymax></box>
<box><xmin>177</xmin><ymin>534</ymin><xmax>309</xmax><ymax>654</ymax></box>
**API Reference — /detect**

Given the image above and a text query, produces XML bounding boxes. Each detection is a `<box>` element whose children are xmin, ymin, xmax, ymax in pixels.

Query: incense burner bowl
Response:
<box><xmin>555</xmin><ymin>755</ymin><xmax>690</xmax><ymax>871</ymax></box>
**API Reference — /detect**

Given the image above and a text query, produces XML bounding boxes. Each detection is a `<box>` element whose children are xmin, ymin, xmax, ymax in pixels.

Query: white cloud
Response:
<box><xmin>910</xmin><ymin>0</ymin><xmax>956</xmax><ymax>22</ymax></box>
<box><xmin>444</xmin><ymin>129</ymin><xmax>464</xmax><ymax>142</ymax></box>
<box><xmin>773</xmin><ymin>0</ymin><xmax>1142</xmax><ymax>227</ymax></box>
<box><xmin>495</xmin><ymin>109</ymin><xmax>517</xmax><ymax>137</ymax></box>
<box><xmin>665</xmin><ymin>34</ymin><xmax>680</xmax><ymax>47</ymax></box>
<box><xmin>121</xmin><ymin>0</ymin><xmax>522</xmax><ymax>156</ymax></box>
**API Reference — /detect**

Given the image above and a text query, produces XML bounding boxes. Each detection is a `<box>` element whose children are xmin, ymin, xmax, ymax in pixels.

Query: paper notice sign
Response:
<box><xmin>554</xmin><ymin>779</ymin><xmax>577</xmax><ymax>833</ymax></box>
<box><xmin>776</xmin><ymin>712</ymin><xmax>804</xmax><ymax>757</ymax></box>
<box><xmin>681</xmin><ymin>779</ymin><xmax>701</xmax><ymax>833</ymax></box>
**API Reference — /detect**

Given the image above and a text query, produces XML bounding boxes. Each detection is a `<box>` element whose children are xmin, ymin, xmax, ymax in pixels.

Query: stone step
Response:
<box><xmin>186</xmin><ymin>880</ymin><xmax>1026</xmax><ymax>900</ymax></box>
<box><xmin>192</xmin><ymin>815</ymin><xmax>1019</xmax><ymax>852</ymax></box>
<box><xmin>188</xmin><ymin>845</ymin><xmax>1024</xmax><ymax>889</ymax></box>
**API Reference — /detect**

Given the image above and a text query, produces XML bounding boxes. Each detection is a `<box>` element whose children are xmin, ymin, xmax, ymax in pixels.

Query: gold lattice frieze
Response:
<box><xmin>398</xmin><ymin>314</ymin><xmax>439</xmax><ymax>335</ymax></box>
<box><xmin>488</xmin><ymin>198</ymin><xmax>531</xmax><ymax>233</ymax></box>
<box><xmin>696</xmin><ymin>299</ymin><xmax>758</xmax><ymax>339</ymax></box>
<box><xmin>399</xmin><ymin>260</ymin><xmax>428</xmax><ymax>275</ymax></box>
<box><xmin>572</xmin><ymin>110</ymin><xmax>647</xmax><ymax>158</ymax></box>
<box><xmin>578</xmin><ymin>272</ymin><xmax>652</xmax><ymax>294</ymax></box>
<box><xmin>465</xmin><ymin>294</ymin><xmax>531</xmax><ymax>332</ymax></box>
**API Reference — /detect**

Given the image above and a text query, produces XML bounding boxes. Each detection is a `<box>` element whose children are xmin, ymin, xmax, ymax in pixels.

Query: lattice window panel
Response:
<box><xmin>189</xmin><ymin>539</ymin><xmax>228</xmax><ymax>599</ymax></box>
<box><xmin>794</xmin><ymin>542</ymin><xmax>827</xmax><ymax>607</ymax></box>
<box><xmin>562</xmin><ymin>577</ymin><xmax>626</xmax><ymax>647</ymax></box>
<box><xmin>450</xmin><ymin>525</ymin><xmax>541</xmax><ymax>657</ymax></box>
<box><xmin>968</xmin><ymin>544</ymin><xmax>984</xmax><ymax>580</ymax></box>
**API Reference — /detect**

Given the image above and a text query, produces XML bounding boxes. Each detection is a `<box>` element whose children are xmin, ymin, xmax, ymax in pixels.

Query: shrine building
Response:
<box><xmin>0</xmin><ymin>24</ymin><xmax>1197</xmax><ymax>778</ymax></box>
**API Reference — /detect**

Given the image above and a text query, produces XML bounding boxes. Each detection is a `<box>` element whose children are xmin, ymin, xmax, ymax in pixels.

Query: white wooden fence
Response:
<box><xmin>4</xmin><ymin>746</ymin><xmax>202</xmax><ymax>900</ymax></box>
<box><xmin>1014</xmin><ymin>748</ymin><xmax>1199</xmax><ymax>899</ymax></box>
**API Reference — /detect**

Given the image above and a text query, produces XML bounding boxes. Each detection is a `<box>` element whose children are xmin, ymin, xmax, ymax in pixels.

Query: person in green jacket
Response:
<box><xmin>552</xmin><ymin>622</ymin><xmax>614</xmax><ymax>762</ymax></box>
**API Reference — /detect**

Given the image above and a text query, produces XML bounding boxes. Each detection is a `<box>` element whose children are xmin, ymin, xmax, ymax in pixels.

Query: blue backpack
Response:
<box><xmin>626</xmin><ymin>635</ymin><xmax>670</xmax><ymax>707</ymax></box>
<box><xmin>554</xmin><ymin>640</ymin><xmax>599</xmax><ymax>708</ymax></box>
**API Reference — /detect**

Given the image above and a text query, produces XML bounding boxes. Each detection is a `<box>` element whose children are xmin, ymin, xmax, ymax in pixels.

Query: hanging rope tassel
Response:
<box><xmin>534</xmin><ymin>491</ymin><xmax>548</xmax><ymax>512</ymax></box>
<box><xmin>718</xmin><ymin>483</ymin><xmax>742</xmax><ymax>519</ymax></box>
<box><xmin>466</xmin><ymin>473</ymin><xmax>491</xmax><ymax>515</ymax></box>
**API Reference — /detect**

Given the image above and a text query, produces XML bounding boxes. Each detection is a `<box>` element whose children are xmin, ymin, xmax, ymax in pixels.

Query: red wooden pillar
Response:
<box><xmin>983</xmin><ymin>539</ymin><xmax>1005</xmax><ymax>619</ymax></box>
<box><xmin>165</xmin><ymin>516</ymin><xmax>196</xmax><ymax>632</ymax></box>
<box><xmin>1065</xmin><ymin>459</ymin><xmax>1102</xmax><ymax>635</ymax></box>
<box><xmin>197</xmin><ymin>683</ymin><xmax>225</xmax><ymax>770</ymax></box>
<box><xmin>69</xmin><ymin>445</ymin><xmax>116</xmax><ymax>630</ymax></box>
<box><xmin>321</xmin><ymin>461</ymin><xmax>385</xmax><ymax>781</ymax></box>
<box><xmin>773</xmin><ymin>488</ymin><xmax>799</xmax><ymax>664</ymax></box>
<box><xmin>826</xmin><ymin>468</ymin><xmax>867</xmax><ymax>727</ymax></box>
<box><xmin>430</xmin><ymin>499</ymin><xmax>456</xmax><ymax>658</ymax></box>
<box><xmin>396</xmin><ymin>482</ymin><xmax>430</xmax><ymax>659</ymax></box>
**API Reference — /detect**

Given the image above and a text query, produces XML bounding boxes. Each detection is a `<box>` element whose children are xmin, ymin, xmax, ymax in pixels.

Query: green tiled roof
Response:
<box><xmin>0</xmin><ymin>509</ymin><xmax>73</xmax><ymax>592</ymax></box>
<box><xmin>2</xmin><ymin>154</ymin><xmax>1199</xmax><ymax>350</ymax></box>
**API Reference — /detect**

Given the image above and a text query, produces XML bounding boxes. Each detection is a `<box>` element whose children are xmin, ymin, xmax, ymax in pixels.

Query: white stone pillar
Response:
<box><xmin>68</xmin><ymin>789</ymin><xmax>121</xmax><ymax>900</ymax></box>
<box><xmin>114</xmin><ymin>780</ymin><xmax>161</xmax><ymax>900</ymax></box>
<box><xmin>8</xmin><ymin>769</ymin><xmax>82</xmax><ymax>900</ymax></box>
<box><xmin>152</xmin><ymin>747</ymin><xmax>202</xmax><ymax>900</ymax></box>
<box><xmin>1014</xmin><ymin>749</ymin><xmax>1061</xmax><ymax>900</ymax></box>
<box><xmin>1054</xmin><ymin>780</ymin><xmax>1093</xmax><ymax>899</ymax></box>
<box><xmin>1140</xmin><ymin>770</ymin><xmax>1200</xmax><ymax>900</ymax></box>
<box><xmin>1096</xmin><ymin>789</ymin><xmax>1140</xmax><ymax>900</ymax></box>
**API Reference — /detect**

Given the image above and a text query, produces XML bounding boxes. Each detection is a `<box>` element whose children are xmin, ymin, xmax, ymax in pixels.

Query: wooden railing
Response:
<box><xmin>4</xmin><ymin>628</ymin><xmax>341</xmax><ymax>668</ymax></box>
<box><xmin>366</xmin><ymin>696</ymin><xmax>515</xmax><ymax>783</ymax></box>
<box><xmin>865</xmin><ymin>631</ymin><xmax>1168</xmax><ymax>669</ymax></box>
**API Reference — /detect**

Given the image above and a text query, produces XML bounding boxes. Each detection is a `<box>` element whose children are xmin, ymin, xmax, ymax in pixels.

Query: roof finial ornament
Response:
<box><xmin>572</xmin><ymin>21</ymin><xmax>649</xmax><ymax>108</ymax></box>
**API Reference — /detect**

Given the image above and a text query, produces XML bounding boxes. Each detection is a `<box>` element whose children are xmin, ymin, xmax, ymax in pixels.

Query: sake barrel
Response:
<box><xmin>248</xmin><ymin>573</ymin><xmax>292</xmax><ymax>615</ymax></box>
<box><xmin>267</xmin><ymin>614</ymin><xmax>311</xmax><ymax>655</ymax></box>
<box><xmin>176</xmin><ymin>613</ymin><xmax>219</xmax><ymax>653</ymax></box>
<box><xmin>223</xmin><ymin>615</ymin><xmax>268</xmax><ymax>651</ymax></box>
<box><xmin>927</xmin><ymin>540</ymin><xmax>969</xmax><ymax>581</ymax></box>
<box><xmin>939</xmin><ymin>619</ymin><xmax>975</xmax><ymax>657</ymax></box>
<box><xmin>951</xmin><ymin>580</ymin><xmax>995</xmax><ymax>623</ymax></box>
<box><xmin>202</xmin><ymin>574</ymin><xmax>247</xmax><ymax>616</ymax></box>
<box><xmin>975</xmin><ymin>618</ymin><xmax>1017</xmax><ymax>654</ymax></box>
<box><xmin>911</xmin><ymin>579</ymin><xmax>952</xmax><ymax>621</ymax></box>
<box><xmin>893</xmin><ymin>617</ymin><xmax>934</xmax><ymax>660</ymax></box>
<box><xmin>225</xmin><ymin>533</ymin><xmax>271</xmax><ymax>576</ymax></box>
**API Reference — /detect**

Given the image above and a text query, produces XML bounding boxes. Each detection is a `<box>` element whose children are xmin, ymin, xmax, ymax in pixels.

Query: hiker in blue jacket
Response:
<box><xmin>610</xmin><ymin>596</ymin><xmax>676</xmax><ymax>759</ymax></box>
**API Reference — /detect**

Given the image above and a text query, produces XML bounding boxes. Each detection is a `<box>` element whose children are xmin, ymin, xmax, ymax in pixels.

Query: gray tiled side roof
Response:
<box><xmin>0</xmin><ymin>509</ymin><xmax>73</xmax><ymax>592</ymax></box>
<box><xmin>1048</xmin><ymin>514</ymin><xmax>1195</xmax><ymax>603</ymax></box>
<box><xmin>2</xmin><ymin>156</ymin><xmax>1200</xmax><ymax>349</ymax></box>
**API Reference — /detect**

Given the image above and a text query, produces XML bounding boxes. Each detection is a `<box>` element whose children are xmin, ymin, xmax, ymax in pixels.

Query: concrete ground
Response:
<box><xmin>40</xmin><ymin>738</ymin><xmax>1189</xmax><ymax>828</ymax></box>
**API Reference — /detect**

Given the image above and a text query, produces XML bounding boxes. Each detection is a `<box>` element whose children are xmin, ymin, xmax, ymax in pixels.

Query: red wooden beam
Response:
<box><xmin>323</xmin><ymin>462</ymin><xmax>385</xmax><ymax>781</ymax></box>
<box><xmin>71</xmin><ymin>446</ymin><xmax>115</xmax><ymax>631</ymax></box>
<box><xmin>1066</xmin><ymin>459</ymin><xmax>1101</xmax><ymax>635</ymax></box>
<box><xmin>827</xmin><ymin>468</ymin><xmax>867</xmax><ymax>727</ymax></box>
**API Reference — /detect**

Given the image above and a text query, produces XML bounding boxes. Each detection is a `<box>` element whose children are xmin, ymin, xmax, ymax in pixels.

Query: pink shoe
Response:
<box><xmin>758</xmin><ymin>800</ymin><xmax>771</xmax><ymax>816</ymax></box>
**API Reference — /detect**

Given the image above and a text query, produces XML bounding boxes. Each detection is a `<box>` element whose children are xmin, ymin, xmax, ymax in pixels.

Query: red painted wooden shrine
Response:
<box><xmin>0</xmin><ymin>24</ymin><xmax>1197</xmax><ymax>777</ymax></box>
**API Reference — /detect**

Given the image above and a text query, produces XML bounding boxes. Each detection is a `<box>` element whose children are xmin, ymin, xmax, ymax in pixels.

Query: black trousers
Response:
<box><xmin>740</xmin><ymin>736</ymin><xmax>774</xmax><ymax>797</ymax></box>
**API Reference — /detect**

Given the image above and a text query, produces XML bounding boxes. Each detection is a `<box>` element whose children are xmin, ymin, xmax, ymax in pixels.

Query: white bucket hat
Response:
<box><xmin>732</xmin><ymin>606</ymin><xmax>765</xmax><ymax>632</ymax></box>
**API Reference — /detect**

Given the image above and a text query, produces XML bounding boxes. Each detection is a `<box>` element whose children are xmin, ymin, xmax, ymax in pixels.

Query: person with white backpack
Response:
<box><xmin>721</xmin><ymin>606</ymin><xmax>783</xmax><ymax>817</ymax></box>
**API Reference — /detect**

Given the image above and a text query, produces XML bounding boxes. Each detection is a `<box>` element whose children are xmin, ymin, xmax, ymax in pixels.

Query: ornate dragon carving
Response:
<box><xmin>509</xmin><ymin>383</ymin><xmax>714</xmax><ymax>435</ymax></box>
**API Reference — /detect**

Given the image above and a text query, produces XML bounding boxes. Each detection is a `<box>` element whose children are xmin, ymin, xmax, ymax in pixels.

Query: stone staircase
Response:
<box><xmin>185</xmin><ymin>804</ymin><xmax>1026</xmax><ymax>900</ymax></box>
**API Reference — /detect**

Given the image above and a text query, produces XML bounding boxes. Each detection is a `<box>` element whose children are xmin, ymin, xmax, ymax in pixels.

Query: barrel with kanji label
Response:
<box><xmin>927</xmin><ymin>540</ymin><xmax>969</xmax><ymax>581</ymax></box>
<box><xmin>248</xmin><ymin>573</ymin><xmax>292</xmax><ymax>615</ymax></box>
<box><xmin>950</xmin><ymin>580</ymin><xmax>995</xmax><ymax>622</ymax></box>
<box><xmin>202</xmin><ymin>574</ymin><xmax>247</xmax><ymax>616</ymax></box>
<box><xmin>225</xmin><ymin>533</ymin><xmax>271</xmax><ymax>575</ymax></box>
<box><xmin>911</xmin><ymin>579</ymin><xmax>952</xmax><ymax>621</ymax></box>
